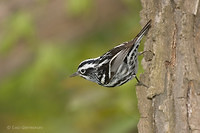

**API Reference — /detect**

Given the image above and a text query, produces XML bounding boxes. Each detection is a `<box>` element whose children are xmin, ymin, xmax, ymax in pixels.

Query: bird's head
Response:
<box><xmin>70</xmin><ymin>59</ymin><xmax>98</xmax><ymax>82</ymax></box>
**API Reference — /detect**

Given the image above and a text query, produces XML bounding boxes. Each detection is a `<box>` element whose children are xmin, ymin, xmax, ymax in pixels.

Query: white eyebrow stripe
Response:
<box><xmin>79</xmin><ymin>63</ymin><xmax>96</xmax><ymax>70</ymax></box>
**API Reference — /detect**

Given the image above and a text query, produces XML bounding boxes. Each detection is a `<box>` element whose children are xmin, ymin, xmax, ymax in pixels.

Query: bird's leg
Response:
<box><xmin>138</xmin><ymin>50</ymin><xmax>155</xmax><ymax>56</ymax></box>
<box><xmin>135</xmin><ymin>76</ymin><xmax>148</xmax><ymax>88</ymax></box>
<box><xmin>138</xmin><ymin>50</ymin><xmax>155</xmax><ymax>61</ymax></box>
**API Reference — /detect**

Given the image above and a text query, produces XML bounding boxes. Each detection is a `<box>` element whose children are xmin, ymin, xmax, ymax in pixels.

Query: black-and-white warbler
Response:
<box><xmin>70</xmin><ymin>20</ymin><xmax>151</xmax><ymax>87</ymax></box>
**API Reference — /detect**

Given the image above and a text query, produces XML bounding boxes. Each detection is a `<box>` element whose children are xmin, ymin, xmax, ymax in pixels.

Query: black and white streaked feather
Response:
<box><xmin>71</xmin><ymin>20</ymin><xmax>151</xmax><ymax>87</ymax></box>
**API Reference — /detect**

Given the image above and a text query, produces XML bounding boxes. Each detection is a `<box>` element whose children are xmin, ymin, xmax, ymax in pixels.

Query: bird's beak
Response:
<box><xmin>70</xmin><ymin>72</ymin><xmax>79</xmax><ymax>77</ymax></box>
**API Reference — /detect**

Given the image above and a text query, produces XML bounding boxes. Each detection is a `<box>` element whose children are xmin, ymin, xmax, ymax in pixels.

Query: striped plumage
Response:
<box><xmin>71</xmin><ymin>20</ymin><xmax>151</xmax><ymax>87</ymax></box>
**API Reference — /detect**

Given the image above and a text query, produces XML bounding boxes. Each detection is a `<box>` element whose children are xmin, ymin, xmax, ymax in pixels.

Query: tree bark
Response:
<box><xmin>136</xmin><ymin>0</ymin><xmax>200</xmax><ymax>133</ymax></box>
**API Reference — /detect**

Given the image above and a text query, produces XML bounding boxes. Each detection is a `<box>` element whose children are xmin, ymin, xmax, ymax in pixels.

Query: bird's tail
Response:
<box><xmin>132</xmin><ymin>19</ymin><xmax>151</xmax><ymax>47</ymax></box>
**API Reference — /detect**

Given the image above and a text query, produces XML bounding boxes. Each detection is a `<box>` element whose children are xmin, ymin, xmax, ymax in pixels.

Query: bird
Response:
<box><xmin>70</xmin><ymin>20</ymin><xmax>151</xmax><ymax>87</ymax></box>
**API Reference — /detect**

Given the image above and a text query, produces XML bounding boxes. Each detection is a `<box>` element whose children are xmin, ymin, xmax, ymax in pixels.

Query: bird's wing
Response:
<box><xmin>109</xmin><ymin>47</ymin><xmax>130</xmax><ymax>79</ymax></box>
<box><xmin>109</xmin><ymin>19</ymin><xmax>152</xmax><ymax>77</ymax></box>
<box><xmin>100</xmin><ymin>20</ymin><xmax>152</xmax><ymax>83</ymax></box>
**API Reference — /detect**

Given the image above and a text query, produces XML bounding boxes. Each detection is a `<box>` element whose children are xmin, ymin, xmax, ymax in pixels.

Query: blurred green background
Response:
<box><xmin>0</xmin><ymin>0</ymin><xmax>143</xmax><ymax>133</ymax></box>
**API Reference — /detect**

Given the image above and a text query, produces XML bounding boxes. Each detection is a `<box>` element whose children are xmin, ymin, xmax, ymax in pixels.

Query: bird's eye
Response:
<box><xmin>80</xmin><ymin>69</ymin><xmax>86</xmax><ymax>74</ymax></box>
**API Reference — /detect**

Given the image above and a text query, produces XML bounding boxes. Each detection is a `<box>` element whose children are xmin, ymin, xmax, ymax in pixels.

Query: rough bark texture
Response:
<box><xmin>136</xmin><ymin>0</ymin><xmax>200</xmax><ymax>133</ymax></box>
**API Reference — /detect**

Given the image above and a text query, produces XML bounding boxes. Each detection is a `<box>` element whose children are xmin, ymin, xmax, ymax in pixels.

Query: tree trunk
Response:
<box><xmin>136</xmin><ymin>0</ymin><xmax>200</xmax><ymax>133</ymax></box>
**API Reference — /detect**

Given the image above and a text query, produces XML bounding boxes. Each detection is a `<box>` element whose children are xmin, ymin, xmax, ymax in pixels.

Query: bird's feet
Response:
<box><xmin>135</xmin><ymin>76</ymin><xmax>148</xmax><ymax>88</ymax></box>
<box><xmin>138</xmin><ymin>50</ymin><xmax>155</xmax><ymax>61</ymax></box>
<box><xmin>138</xmin><ymin>50</ymin><xmax>155</xmax><ymax>56</ymax></box>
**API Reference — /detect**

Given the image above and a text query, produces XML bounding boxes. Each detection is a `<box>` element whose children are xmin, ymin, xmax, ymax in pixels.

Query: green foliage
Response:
<box><xmin>0</xmin><ymin>1</ymin><xmax>143</xmax><ymax>133</ymax></box>
<box><xmin>66</xmin><ymin>0</ymin><xmax>93</xmax><ymax>16</ymax></box>
<box><xmin>0</xmin><ymin>12</ymin><xmax>35</xmax><ymax>54</ymax></box>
